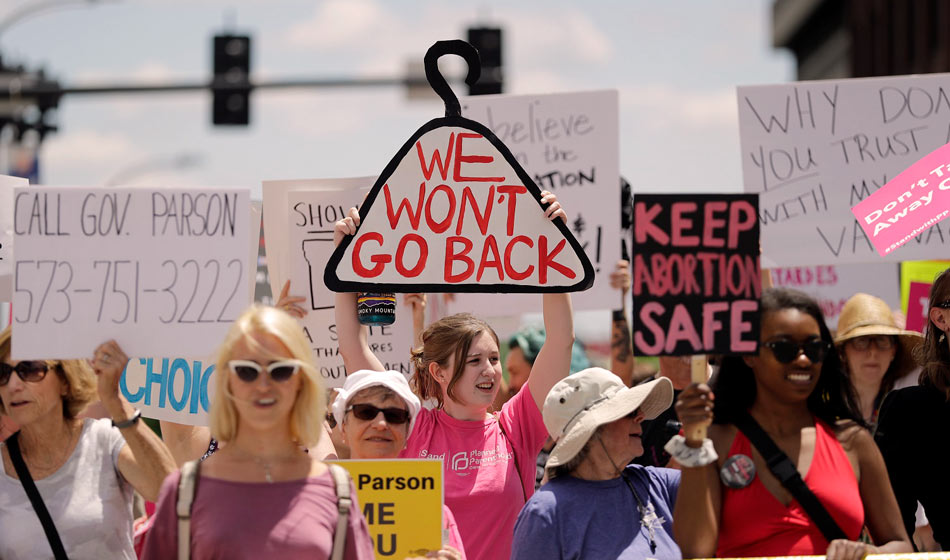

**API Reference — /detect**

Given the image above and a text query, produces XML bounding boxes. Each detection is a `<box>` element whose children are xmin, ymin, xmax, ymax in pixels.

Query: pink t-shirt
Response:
<box><xmin>401</xmin><ymin>384</ymin><xmax>548</xmax><ymax>560</ymax></box>
<box><xmin>443</xmin><ymin>505</ymin><xmax>466</xmax><ymax>559</ymax></box>
<box><xmin>142</xmin><ymin>468</ymin><xmax>375</xmax><ymax>560</ymax></box>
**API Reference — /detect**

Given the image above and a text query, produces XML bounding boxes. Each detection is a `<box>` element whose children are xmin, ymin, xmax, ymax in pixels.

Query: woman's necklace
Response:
<box><xmin>256</xmin><ymin>457</ymin><xmax>274</xmax><ymax>483</ymax></box>
<box><xmin>621</xmin><ymin>472</ymin><xmax>658</xmax><ymax>555</ymax></box>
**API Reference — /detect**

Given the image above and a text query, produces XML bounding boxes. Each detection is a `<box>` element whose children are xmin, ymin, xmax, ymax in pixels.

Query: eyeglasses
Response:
<box><xmin>346</xmin><ymin>403</ymin><xmax>411</xmax><ymax>424</ymax></box>
<box><xmin>228</xmin><ymin>360</ymin><xmax>300</xmax><ymax>383</ymax></box>
<box><xmin>764</xmin><ymin>339</ymin><xmax>832</xmax><ymax>364</ymax></box>
<box><xmin>624</xmin><ymin>407</ymin><xmax>642</xmax><ymax>420</ymax></box>
<box><xmin>935</xmin><ymin>301</ymin><xmax>950</xmax><ymax>309</ymax></box>
<box><xmin>847</xmin><ymin>335</ymin><xmax>896</xmax><ymax>351</ymax></box>
<box><xmin>0</xmin><ymin>361</ymin><xmax>50</xmax><ymax>386</ymax></box>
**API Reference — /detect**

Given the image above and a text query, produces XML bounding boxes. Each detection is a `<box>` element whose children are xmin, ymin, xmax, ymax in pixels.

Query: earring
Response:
<box><xmin>940</xmin><ymin>331</ymin><xmax>947</xmax><ymax>344</ymax></box>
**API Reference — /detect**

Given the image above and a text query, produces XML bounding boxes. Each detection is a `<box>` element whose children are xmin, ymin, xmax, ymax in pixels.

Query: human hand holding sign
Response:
<box><xmin>674</xmin><ymin>383</ymin><xmax>715</xmax><ymax>447</ymax></box>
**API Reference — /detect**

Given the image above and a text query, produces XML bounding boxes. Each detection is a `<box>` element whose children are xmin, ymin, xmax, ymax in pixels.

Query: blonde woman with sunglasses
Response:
<box><xmin>142</xmin><ymin>305</ymin><xmax>374</xmax><ymax>559</ymax></box>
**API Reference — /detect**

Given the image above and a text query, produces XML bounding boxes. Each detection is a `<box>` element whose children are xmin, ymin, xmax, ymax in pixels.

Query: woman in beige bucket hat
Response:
<box><xmin>834</xmin><ymin>293</ymin><xmax>923</xmax><ymax>429</ymax></box>
<box><xmin>511</xmin><ymin>368</ymin><xmax>681</xmax><ymax>559</ymax></box>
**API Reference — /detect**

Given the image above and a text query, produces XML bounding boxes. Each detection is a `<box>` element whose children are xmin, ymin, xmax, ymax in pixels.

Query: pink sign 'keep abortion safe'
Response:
<box><xmin>852</xmin><ymin>142</ymin><xmax>950</xmax><ymax>256</ymax></box>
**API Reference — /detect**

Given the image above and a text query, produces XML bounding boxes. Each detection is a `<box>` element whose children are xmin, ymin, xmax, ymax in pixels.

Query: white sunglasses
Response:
<box><xmin>228</xmin><ymin>360</ymin><xmax>300</xmax><ymax>383</ymax></box>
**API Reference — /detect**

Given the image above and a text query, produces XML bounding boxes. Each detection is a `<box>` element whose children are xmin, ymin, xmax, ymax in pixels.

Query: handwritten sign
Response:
<box><xmin>332</xmin><ymin>459</ymin><xmax>443</xmax><ymax>558</ymax></box>
<box><xmin>632</xmin><ymin>194</ymin><xmax>761</xmax><ymax>356</ymax></box>
<box><xmin>0</xmin><ymin>176</ymin><xmax>28</xmax><ymax>301</ymax></box>
<box><xmin>453</xmin><ymin>90</ymin><xmax>619</xmax><ymax>313</ymax></box>
<box><xmin>738</xmin><ymin>73</ymin><xmax>950</xmax><ymax>266</ymax></box>
<box><xmin>325</xmin><ymin>122</ymin><xmax>594</xmax><ymax>293</ymax></box>
<box><xmin>852</xmin><ymin>142</ymin><xmax>950</xmax><ymax>255</ymax></box>
<box><xmin>12</xmin><ymin>186</ymin><xmax>251</xmax><ymax>359</ymax></box>
<box><xmin>770</xmin><ymin>263</ymin><xmax>899</xmax><ymax>329</ymax></box>
<box><xmin>286</xmin><ymin>185</ymin><xmax>414</xmax><ymax>387</ymax></box>
<box><xmin>120</xmin><ymin>357</ymin><xmax>216</xmax><ymax>423</ymax></box>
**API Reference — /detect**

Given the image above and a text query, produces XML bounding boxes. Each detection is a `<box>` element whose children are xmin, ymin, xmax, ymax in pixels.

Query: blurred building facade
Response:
<box><xmin>773</xmin><ymin>0</ymin><xmax>950</xmax><ymax>79</ymax></box>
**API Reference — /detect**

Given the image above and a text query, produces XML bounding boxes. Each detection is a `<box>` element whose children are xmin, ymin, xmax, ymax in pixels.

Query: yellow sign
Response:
<box><xmin>332</xmin><ymin>458</ymin><xmax>443</xmax><ymax>558</ymax></box>
<box><xmin>900</xmin><ymin>260</ymin><xmax>950</xmax><ymax>314</ymax></box>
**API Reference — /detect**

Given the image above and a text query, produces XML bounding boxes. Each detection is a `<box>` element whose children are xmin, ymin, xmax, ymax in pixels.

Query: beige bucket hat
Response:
<box><xmin>543</xmin><ymin>368</ymin><xmax>673</xmax><ymax>469</ymax></box>
<box><xmin>834</xmin><ymin>293</ymin><xmax>923</xmax><ymax>379</ymax></box>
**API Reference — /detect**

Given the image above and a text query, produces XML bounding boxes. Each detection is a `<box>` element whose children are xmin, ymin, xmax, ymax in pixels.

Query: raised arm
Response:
<box><xmin>608</xmin><ymin>259</ymin><xmax>634</xmax><ymax>386</ymax></box>
<box><xmin>93</xmin><ymin>340</ymin><xmax>176</xmax><ymax>502</ymax></box>
<box><xmin>333</xmin><ymin>207</ymin><xmax>384</xmax><ymax>373</ymax></box>
<box><xmin>526</xmin><ymin>192</ymin><xmax>575</xmax><ymax>411</ymax></box>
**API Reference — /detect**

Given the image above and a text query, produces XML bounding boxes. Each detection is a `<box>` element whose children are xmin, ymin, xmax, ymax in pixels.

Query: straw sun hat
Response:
<box><xmin>834</xmin><ymin>293</ymin><xmax>923</xmax><ymax>379</ymax></box>
<box><xmin>543</xmin><ymin>368</ymin><xmax>673</xmax><ymax>469</ymax></box>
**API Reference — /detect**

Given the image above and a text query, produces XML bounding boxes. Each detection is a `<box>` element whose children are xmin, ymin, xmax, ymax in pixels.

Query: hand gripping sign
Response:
<box><xmin>324</xmin><ymin>41</ymin><xmax>594</xmax><ymax>294</ymax></box>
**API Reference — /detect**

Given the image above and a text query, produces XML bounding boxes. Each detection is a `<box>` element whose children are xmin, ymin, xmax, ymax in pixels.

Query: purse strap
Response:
<box><xmin>6</xmin><ymin>432</ymin><xmax>70</xmax><ymax>560</ymax></box>
<box><xmin>328</xmin><ymin>464</ymin><xmax>352</xmax><ymax>560</ymax></box>
<box><xmin>176</xmin><ymin>459</ymin><xmax>200</xmax><ymax>560</ymax></box>
<box><xmin>734</xmin><ymin>412</ymin><xmax>847</xmax><ymax>543</ymax></box>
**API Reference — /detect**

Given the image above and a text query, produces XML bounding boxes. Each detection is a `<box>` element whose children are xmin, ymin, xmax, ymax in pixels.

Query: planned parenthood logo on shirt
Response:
<box><xmin>421</xmin><ymin>448</ymin><xmax>514</xmax><ymax>476</ymax></box>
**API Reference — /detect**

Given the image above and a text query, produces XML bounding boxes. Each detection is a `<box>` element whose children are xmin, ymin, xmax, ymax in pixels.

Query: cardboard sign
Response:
<box><xmin>0</xmin><ymin>175</ymin><xmax>28</xmax><ymax>301</ymax></box>
<box><xmin>332</xmin><ymin>459</ymin><xmax>443</xmax><ymax>558</ymax></box>
<box><xmin>906</xmin><ymin>281</ymin><xmax>932</xmax><ymax>333</ymax></box>
<box><xmin>11</xmin><ymin>186</ymin><xmax>251</xmax><ymax>359</ymax></box>
<box><xmin>900</xmin><ymin>260</ymin><xmax>950</xmax><ymax>314</ymax></box>
<box><xmin>454</xmin><ymin>90</ymin><xmax>620</xmax><ymax>313</ymax></box>
<box><xmin>852</xmin><ymin>142</ymin><xmax>950</xmax><ymax>255</ymax></box>
<box><xmin>770</xmin><ymin>263</ymin><xmax>900</xmax><ymax>329</ymax></box>
<box><xmin>738</xmin><ymin>73</ymin><xmax>950</xmax><ymax>267</ymax></box>
<box><xmin>631</xmin><ymin>194</ymin><xmax>761</xmax><ymax>356</ymax></box>
<box><xmin>325</xmin><ymin>41</ymin><xmax>594</xmax><ymax>294</ymax></box>
<box><xmin>120</xmin><ymin>357</ymin><xmax>217</xmax><ymax>423</ymax></box>
<box><xmin>288</xmin><ymin>186</ymin><xmax>414</xmax><ymax>386</ymax></box>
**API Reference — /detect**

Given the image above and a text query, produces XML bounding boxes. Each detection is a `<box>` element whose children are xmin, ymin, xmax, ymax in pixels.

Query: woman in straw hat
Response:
<box><xmin>834</xmin><ymin>293</ymin><xmax>923</xmax><ymax>430</ymax></box>
<box><xmin>510</xmin><ymin>368</ymin><xmax>680</xmax><ymax>559</ymax></box>
<box><xmin>876</xmin><ymin>267</ymin><xmax>950</xmax><ymax>549</ymax></box>
<box><xmin>673</xmin><ymin>287</ymin><xmax>911</xmax><ymax>560</ymax></box>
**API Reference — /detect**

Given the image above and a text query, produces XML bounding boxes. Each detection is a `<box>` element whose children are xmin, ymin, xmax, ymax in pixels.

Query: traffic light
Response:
<box><xmin>467</xmin><ymin>27</ymin><xmax>503</xmax><ymax>95</ymax></box>
<box><xmin>212</xmin><ymin>34</ymin><xmax>251</xmax><ymax>126</ymax></box>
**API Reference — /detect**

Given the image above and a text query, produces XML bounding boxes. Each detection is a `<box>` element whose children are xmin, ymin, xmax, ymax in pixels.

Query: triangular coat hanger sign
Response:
<box><xmin>325</xmin><ymin>40</ymin><xmax>595</xmax><ymax>293</ymax></box>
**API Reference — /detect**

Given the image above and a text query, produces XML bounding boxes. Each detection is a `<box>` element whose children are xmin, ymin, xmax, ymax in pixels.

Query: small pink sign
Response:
<box><xmin>906</xmin><ymin>281</ymin><xmax>931</xmax><ymax>333</ymax></box>
<box><xmin>852</xmin><ymin>142</ymin><xmax>950</xmax><ymax>256</ymax></box>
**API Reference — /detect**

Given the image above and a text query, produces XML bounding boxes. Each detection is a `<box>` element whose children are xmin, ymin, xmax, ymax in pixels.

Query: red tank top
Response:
<box><xmin>716</xmin><ymin>419</ymin><xmax>864</xmax><ymax>557</ymax></box>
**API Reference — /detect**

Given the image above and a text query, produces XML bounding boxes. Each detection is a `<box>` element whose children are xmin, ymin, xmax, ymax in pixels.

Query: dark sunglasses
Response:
<box><xmin>936</xmin><ymin>301</ymin><xmax>950</xmax><ymax>309</ymax></box>
<box><xmin>624</xmin><ymin>407</ymin><xmax>642</xmax><ymax>420</ymax></box>
<box><xmin>764</xmin><ymin>339</ymin><xmax>832</xmax><ymax>364</ymax></box>
<box><xmin>0</xmin><ymin>361</ymin><xmax>50</xmax><ymax>386</ymax></box>
<box><xmin>228</xmin><ymin>360</ymin><xmax>300</xmax><ymax>383</ymax></box>
<box><xmin>346</xmin><ymin>403</ymin><xmax>410</xmax><ymax>425</ymax></box>
<box><xmin>847</xmin><ymin>335</ymin><xmax>896</xmax><ymax>351</ymax></box>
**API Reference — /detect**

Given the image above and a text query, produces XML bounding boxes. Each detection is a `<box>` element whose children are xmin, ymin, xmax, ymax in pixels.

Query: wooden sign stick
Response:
<box><xmin>687</xmin><ymin>354</ymin><xmax>709</xmax><ymax>442</ymax></box>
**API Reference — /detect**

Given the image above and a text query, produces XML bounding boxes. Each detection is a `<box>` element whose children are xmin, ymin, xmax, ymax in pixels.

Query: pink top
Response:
<box><xmin>401</xmin><ymin>384</ymin><xmax>548</xmax><ymax>560</ymax></box>
<box><xmin>443</xmin><ymin>505</ymin><xmax>466</xmax><ymax>559</ymax></box>
<box><xmin>142</xmin><ymin>468</ymin><xmax>374</xmax><ymax>560</ymax></box>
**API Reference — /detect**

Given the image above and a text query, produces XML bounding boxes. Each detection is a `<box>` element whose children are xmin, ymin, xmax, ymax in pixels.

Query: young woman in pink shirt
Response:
<box><xmin>331</xmin><ymin>193</ymin><xmax>575</xmax><ymax>560</ymax></box>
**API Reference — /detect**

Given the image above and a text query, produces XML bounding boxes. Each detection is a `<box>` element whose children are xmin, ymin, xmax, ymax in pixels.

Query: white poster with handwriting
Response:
<box><xmin>0</xmin><ymin>176</ymin><xmax>28</xmax><ymax>302</ymax></box>
<box><xmin>12</xmin><ymin>186</ymin><xmax>251</xmax><ymax>359</ymax></box>
<box><xmin>770</xmin><ymin>263</ymin><xmax>899</xmax><ymax>329</ymax></box>
<box><xmin>739</xmin><ymin>74</ymin><xmax>950</xmax><ymax>267</ymax></box>
<box><xmin>456</xmin><ymin>90</ymin><xmax>620</xmax><ymax>313</ymax></box>
<box><xmin>263</xmin><ymin>178</ymin><xmax>414</xmax><ymax>389</ymax></box>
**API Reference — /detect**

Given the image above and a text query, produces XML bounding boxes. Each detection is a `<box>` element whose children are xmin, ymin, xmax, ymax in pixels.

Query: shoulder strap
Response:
<box><xmin>328</xmin><ymin>464</ymin><xmax>352</xmax><ymax>560</ymax></box>
<box><xmin>176</xmin><ymin>460</ymin><xmax>200</xmax><ymax>560</ymax></box>
<box><xmin>497</xmin><ymin>416</ymin><xmax>528</xmax><ymax>503</ymax></box>
<box><xmin>734</xmin><ymin>412</ymin><xmax>847</xmax><ymax>543</ymax></box>
<box><xmin>7</xmin><ymin>432</ymin><xmax>69</xmax><ymax>560</ymax></box>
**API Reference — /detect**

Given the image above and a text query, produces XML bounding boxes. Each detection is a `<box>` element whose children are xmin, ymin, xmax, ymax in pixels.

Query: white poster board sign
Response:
<box><xmin>453</xmin><ymin>89</ymin><xmax>620</xmax><ymax>313</ymax></box>
<box><xmin>738</xmin><ymin>73</ymin><xmax>950</xmax><ymax>267</ymax></box>
<box><xmin>0</xmin><ymin>175</ymin><xmax>28</xmax><ymax>301</ymax></box>
<box><xmin>770</xmin><ymin>263</ymin><xmax>900</xmax><ymax>329</ymax></box>
<box><xmin>263</xmin><ymin>178</ymin><xmax>414</xmax><ymax>388</ymax></box>
<box><xmin>12</xmin><ymin>186</ymin><xmax>251</xmax><ymax>359</ymax></box>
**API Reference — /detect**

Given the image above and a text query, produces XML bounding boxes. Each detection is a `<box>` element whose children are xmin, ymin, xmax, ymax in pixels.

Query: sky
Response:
<box><xmin>0</xmin><ymin>0</ymin><xmax>794</xmax><ymax>195</ymax></box>
<box><xmin>0</xmin><ymin>0</ymin><xmax>795</xmax><ymax>351</ymax></box>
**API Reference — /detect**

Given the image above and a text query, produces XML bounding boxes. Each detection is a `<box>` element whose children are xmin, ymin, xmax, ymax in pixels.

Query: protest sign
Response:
<box><xmin>900</xmin><ymin>260</ymin><xmax>950</xmax><ymax>314</ymax></box>
<box><xmin>12</xmin><ymin>186</ymin><xmax>251</xmax><ymax>359</ymax></box>
<box><xmin>325</xmin><ymin>41</ymin><xmax>594</xmax><ymax>295</ymax></box>
<box><xmin>738</xmin><ymin>73</ymin><xmax>950</xmax><ymax>267</ymax></box>
<box><xmin>906</xmin><ymin>281</ymin><xmax>931</xmax><ymax>333</ymax></box>
<box><xmin>287</xmin><ymin>185</ymin><xmax>414</xmax><ymax>386</ymax></box>
<box><xmin>631</xmin><ymin>194</ymin><xmax>761</xmax><ymax>356</ymax></box>
<box><xmin>453</xmin><ymin>89</ymin><xmax>620</xmax><ymax>313</ymax></box>
<box><xmin>333</xmin><ymin>459</ymin><xmax>443</xmax><ymax>558</ymax></box>
<box><xmin>0</xmin><ymin>175</ymin><xmax>28</xmax><ymax>301</ymax></box>
<box><xmin>852</xmin><ymin>142</ymin><xmax>950</xmax><ymax>255</ymax></box>
<box><xmin>770</xmin><ymin>263</ymin><xmax>899</xmax><ymax>329</ymax></box>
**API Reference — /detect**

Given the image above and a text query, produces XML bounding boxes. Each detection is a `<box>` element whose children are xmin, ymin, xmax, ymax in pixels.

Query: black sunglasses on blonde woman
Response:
<box><xmin>227</xmin><ymin>360</ymin><xmax>300</xmax><ymax>383</ymax></box>
<box><xmin>0</xmin><ymin>361</ymin><xmax>50</xmax><ymax>386</ymax></box>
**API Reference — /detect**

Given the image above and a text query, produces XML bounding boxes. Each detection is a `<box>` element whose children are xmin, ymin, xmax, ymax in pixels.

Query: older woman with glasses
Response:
<box><xmin>0</xmin><ymin>327</ymin><xmax>176</xmax><ymax>559</ymax></box>
<box><xmin>142</xmin><ymin>305</ymin><xmax>374</xmax><ymax>559</ymax></box>
<box><xmin>673</xmin><ymin>287</ymin><xmax>911</xmax><ymax>560</ymax></box>
<box><xmin>877</xmin><ymin>267</ymin><xmax>950</xmax><ymax>549</ymax></box>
